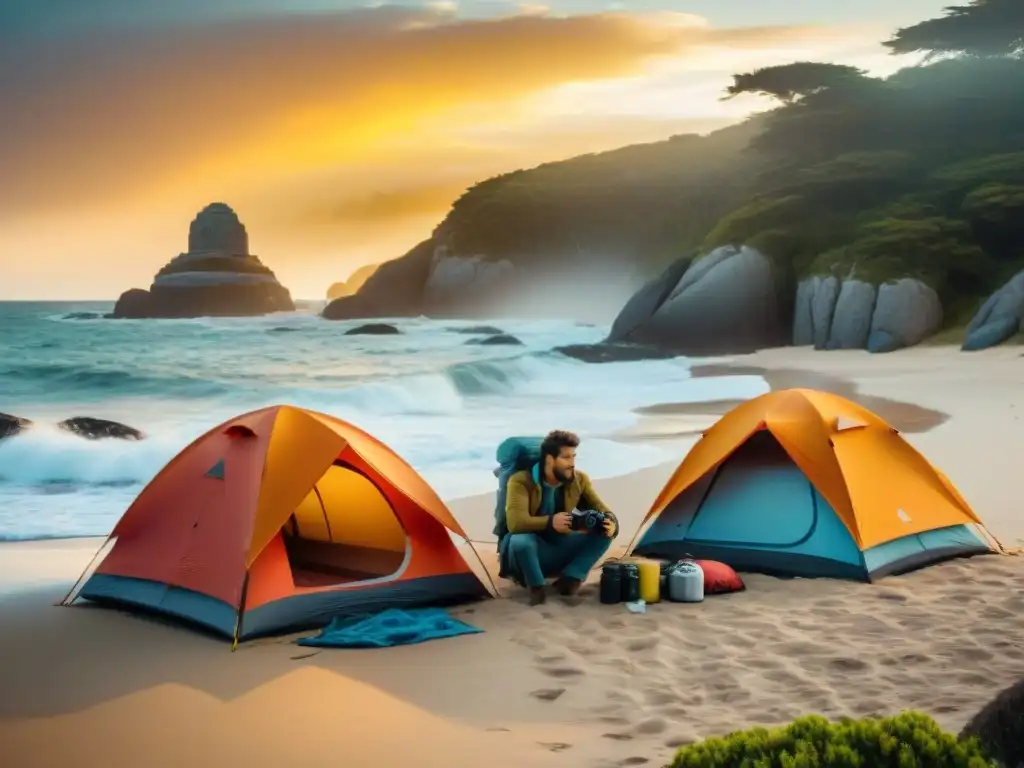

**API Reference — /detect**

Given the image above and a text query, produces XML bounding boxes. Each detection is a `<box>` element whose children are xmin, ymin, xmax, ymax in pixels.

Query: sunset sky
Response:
<box><xmin>0</xmin><ymin>0</ymin><xmax>949</xmax><ymax>300</ymax></box>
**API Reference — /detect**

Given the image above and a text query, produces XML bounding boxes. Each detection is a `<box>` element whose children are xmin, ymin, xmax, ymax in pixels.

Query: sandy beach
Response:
<box><xmin>3</xmin><ymin>344</ymin><xmax>1024</xmax><ymax>768</ymax></box>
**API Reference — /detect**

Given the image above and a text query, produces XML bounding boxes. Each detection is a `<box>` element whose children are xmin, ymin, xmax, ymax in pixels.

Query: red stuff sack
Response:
<box><xmin>693</xmin><ymin>560</ymin><xmax>745</xmax><ymax>594</ymax></box>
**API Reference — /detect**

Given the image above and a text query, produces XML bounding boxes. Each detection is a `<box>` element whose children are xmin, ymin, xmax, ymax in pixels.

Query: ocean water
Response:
<box><xmin>0</xmin><ymin>301</ymin><xmax>768</xmax><ymax>540</ymax></box>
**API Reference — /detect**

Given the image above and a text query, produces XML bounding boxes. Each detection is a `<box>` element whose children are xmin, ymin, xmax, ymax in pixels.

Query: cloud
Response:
<box><xmin>0</xmin><ymin>5</ymin><xmax>833</xmax><ymax>222</ymax></box>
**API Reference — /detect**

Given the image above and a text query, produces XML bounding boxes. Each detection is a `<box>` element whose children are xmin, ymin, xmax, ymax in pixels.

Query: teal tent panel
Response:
<box><xmin>205</xmin><ymin>458</ymin><xmax>225</xmax><ymax>480</ymax></box>
<box><xmin>635</xmin><ymin>431</ymin><xmax>863</xmax><ymax>577</ymax></box>
<box><xmin>862</xmin><ymin>524</ymin><xmax>992</xmax><ymax>578</ymax></box>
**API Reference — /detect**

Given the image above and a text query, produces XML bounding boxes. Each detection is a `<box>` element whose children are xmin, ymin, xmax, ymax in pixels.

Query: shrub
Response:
<box><xmin>808</xmin><ymin>216</ymin><xmax>989</xmax><ymax>290</ymax></box>
<box><xmin>670</xmin><ymin>711</ymin><xmax>997</xmax><ymax>768</ymax></box>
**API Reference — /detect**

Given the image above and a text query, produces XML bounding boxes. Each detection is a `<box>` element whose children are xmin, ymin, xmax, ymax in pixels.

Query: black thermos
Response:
<box><xmin>599</xmin><ymin>561</ymin><xmax>623</xmax><ymax>604</ymax></box>
<box><xmin>621</xmin><ymin>563</ymin><xmax>640</xmax><ymax>602</ymax></box>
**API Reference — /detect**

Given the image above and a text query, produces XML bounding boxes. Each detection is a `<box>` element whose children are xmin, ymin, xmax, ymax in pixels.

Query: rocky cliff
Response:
<box><xmin>322</xmin><ymin>121</ymin><xmax>761</xmax><ymax>323</ymax></box>
<box><xmin>113</xmin><ymin>203</ymin><xmax>294</xmax><ymax>319</ymax></box>
<box><xmin>323</xmin><ymin>51</ymin><xmax>1024</xmax><ymax>354</ymax></box>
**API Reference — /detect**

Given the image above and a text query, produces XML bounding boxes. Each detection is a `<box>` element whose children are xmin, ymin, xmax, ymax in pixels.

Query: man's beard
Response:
<box><xmin>555</xmin><ymin>467</ymin><xmax>574</xmax><ymax>484</ymax></box>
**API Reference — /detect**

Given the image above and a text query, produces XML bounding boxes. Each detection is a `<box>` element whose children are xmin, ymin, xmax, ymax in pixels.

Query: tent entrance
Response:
<box><xmin>282</xmin><ymin>460</ymin><xmax>409</xmax><ymax>588</ymax></box>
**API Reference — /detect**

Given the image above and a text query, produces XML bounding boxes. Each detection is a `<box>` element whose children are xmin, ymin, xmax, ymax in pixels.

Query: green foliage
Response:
<box><xmin>703</xmin><ymin>195</ymin><xmax>809</xmax><ymax>249</ymax></box>
<box><xmin>723</xmin><ymin>62</ymin><xmax>870</xmax><ymax>105</ymax></box>
<box><xmin>809</xmin><ymin>217</ymin><xmax>988</xmax><ymax>289</ymax></box>
<box><xmin>883</xmin><ymin>0</ymin><xmax>1024</xmax><ymax>59</ymax></box>
<box><xmin>932</xmin><ymin>153</ymin><xmax>1024</xmax><ymax>187</ymax></box>
<box><xmin>438</xmin><ymin>121</ymin><xmax>762</xmax><ymax>271</ymax></box>
<box><xmin>670</xmin><ymin>712</ymin><xmax>998</xmax><ymax>768</ymax></box>
<box><xmin>961</xmin><ymin>183</ymin><xmax>1024</xmax><ymax>223</ymax></box>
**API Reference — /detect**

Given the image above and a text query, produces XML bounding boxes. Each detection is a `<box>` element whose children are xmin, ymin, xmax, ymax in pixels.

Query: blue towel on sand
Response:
<box><xmin>295</xmin><ymin>608</ymin><xmax>483</xmax><ymax>649</ymax></box>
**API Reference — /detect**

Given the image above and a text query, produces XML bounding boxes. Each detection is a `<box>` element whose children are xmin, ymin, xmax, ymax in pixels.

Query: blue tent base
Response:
<box><xmin>295</xmin><ymin>608</ymin><xmax>482</xmax><ymax>648</ymax></box>
<box><xmin>634</xmin><ymin>431</ymin><xmax>993</xmax><ymax>581</ymax></box>
<box><xmin>634</xmin><ymin>539</ymin><xmax>993</xmax><ymax>582</ymax></box>
<box><xmin>77</xmin><ymin>572</ymin><xmax>489</xmax><ymax>641</ymax></box>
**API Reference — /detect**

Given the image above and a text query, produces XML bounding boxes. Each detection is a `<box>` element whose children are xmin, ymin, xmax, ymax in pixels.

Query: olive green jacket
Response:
<box><xmin>504</xmin><ymin>469</ymin><xmax>618</xmax><ymax>536</ymax></box>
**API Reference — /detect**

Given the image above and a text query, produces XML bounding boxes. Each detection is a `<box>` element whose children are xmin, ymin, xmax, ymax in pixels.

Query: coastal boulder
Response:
<box><xmin>607</xmin><ymin>255</ymin><xmax>694</xmax><ymax>343</ymax></box>
<box><xmin>0</xmin><ymin>412</ymin><xmax>32</xmax><ymax>440</ymax></box>
<box><xmin>607</xmin><ymin>245</ymin><xmax>782</xmax><ymax>355</ymax></box>
<box><xmin>792</xmin><ymin>275</ymin><xmax>840</xmax><ymax>348</ymax></box>
<box><xmin>466</xmin><ymin>333</ymin><xmax>523</xmax><ymax>346</ymax></box>
<box><xmin>867</xmin><ymin>279</ymin><xmax>942</xmax><ymax>353</ymax></box>
<box><xmin>58</xmin><ymin>417</ymin><xmax>144</xmax><ymax>440</ymax></box>
<box><xmin>112</xmin><ymin>203</ymin><xmax>294</xmax><ymax>318</ymax></box>
<box><xmin>344</xmin><ymin>323</ymin><xmax>401</xmax><ymax>335</ymax></box>
<box><xmin>112</xmin><ymin>288</ymin><xmax>153</xmax><ymax>319</ymax></box>
<box><xmin>449</xmin><ymin>325</ymin><xmax>505</xmax><ymax>335</ymax></box>
<box><xmin>827</xmin><ymin>279</ymin><xmax>877</xmax><ymax>350</ymax></box>
<box><xmin>962</xmin><ymin>269</ymin><xmax>1024</xmax><ymax>350</ymax></box>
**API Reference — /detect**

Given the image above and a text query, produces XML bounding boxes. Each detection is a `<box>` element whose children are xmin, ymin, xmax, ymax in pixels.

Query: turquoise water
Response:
<box><xmin>0</xmin><ymin>301</ymin><xmax>767</xmax><ymax>540</ymax></box>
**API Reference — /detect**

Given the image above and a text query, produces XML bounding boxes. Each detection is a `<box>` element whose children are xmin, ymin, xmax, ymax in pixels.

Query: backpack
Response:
<box><xmin>492</xmin><ymin>435</ymin><xmax>544</xmax><ymax>549</ymax></box>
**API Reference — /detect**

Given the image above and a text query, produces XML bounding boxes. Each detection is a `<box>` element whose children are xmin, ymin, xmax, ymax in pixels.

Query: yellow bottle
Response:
<box><xmin>635</xmin><ymin>558</ymin><xmax>661</xmax><ymax>604</ymax></box>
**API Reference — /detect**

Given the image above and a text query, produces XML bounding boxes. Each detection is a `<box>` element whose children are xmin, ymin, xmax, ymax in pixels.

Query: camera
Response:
<box><xmin>570</xmin><ymin>509</ymin><xmax>607</xmax><ymax>533</ymax></box>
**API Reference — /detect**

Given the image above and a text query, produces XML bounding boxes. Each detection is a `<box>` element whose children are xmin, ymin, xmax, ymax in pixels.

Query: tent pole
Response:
<box><xmin>464</xmin><ymin>537</ymin><xmax>500</xmax><ymax>596</ymax></box>
<box><xmin>231</xmin><ymin>572</ymin><xmax>251</xmax><ymax>652</ymax></box>
<box><xmin>54</xmin><ymin>534</ymin><xmax>112</xmax><ymax>607</ymax></box>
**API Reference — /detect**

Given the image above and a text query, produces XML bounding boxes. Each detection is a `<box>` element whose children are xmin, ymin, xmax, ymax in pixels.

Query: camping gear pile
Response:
<box><xmin>598</xmin><ymin>557</ymin><xmax>745</xmax><ymax>608</ymax></box>
<box><xmin>59</xmin><ymin>389</ymin><xmax>1003</xmax><ymax>647</ymax></box>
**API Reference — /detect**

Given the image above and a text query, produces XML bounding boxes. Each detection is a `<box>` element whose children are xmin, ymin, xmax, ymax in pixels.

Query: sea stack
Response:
<box><xmin>112</xmin><ymin>203</ymin><xmax>295</xmax><ymax>318</ymax></box>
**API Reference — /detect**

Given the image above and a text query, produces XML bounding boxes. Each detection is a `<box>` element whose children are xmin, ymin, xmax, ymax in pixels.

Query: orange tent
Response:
<box><xmin>629</xmin><ymin>389</ymin><xmax>997</xmax><ymax>580</ymax></box>
<box><xmin>64</xmin><ymin>406</ymin><xmax>495</xmax><ymax>642</ymax></box>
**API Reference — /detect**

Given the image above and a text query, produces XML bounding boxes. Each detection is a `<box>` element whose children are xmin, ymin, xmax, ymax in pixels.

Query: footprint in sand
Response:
<box><xmin>536</xmin><ymin>652</ymin><xmax>568</xmax><ymax>664</ymax></box>
<box><xmin>634</xmin><ymin>717</ymin><xmax>668</xmax><ymax>736</ymax></box>
<box><xmin>538</xmin><ymin>742</ymin><xmax>573</xmax><ymax>752</ymax></box>
<box><xmin>827</xmin><ymin>656</ymin><xmax>869</xmax><ymax>672</ymax></box>
<box><xmin>956</xmin><ymin>671</ymin><xmax>995</xmax><ymax>687</ymax></box>
<box><xmin>644</xmin><ymin>688</ymin><xmax>677</xmax><ymax>706</ymax></box>
<box><xmin>665</xmin><ymin>735</ymin><xmax>695</xmax><ymax>749</ymax></box>
<box><xmin>625</xmin><ymin>636</ymin><xmax>659</xmax><ymax>652</ymax></box>
<box><xmin>950</xmin><ymin>646</ymin><xmax>995</xmax><ymax>663</ymax></box>
<box><xmin>619</xmin><ymin>757</ymin><xmax>649</xmax><ymax>766</ymax></box>
<box><xmin>539</xmin><ymin>665</ymin><xmax>585</xmax><ymax>679</ymax></box>
<box><xmin>602</xmin><ymin>732</ymin><xmax>633</xmax><ymax>741</ymax></box>
<box><xmin>530</xmin><ymin>688</ymin><xmax>566</xmax><ymax>701</ymax></box>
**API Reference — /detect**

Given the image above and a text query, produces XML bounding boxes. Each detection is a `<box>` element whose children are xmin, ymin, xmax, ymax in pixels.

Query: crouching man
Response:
<box><xmin>502</xmin><ymin>430</ymin><xmax>618</xmax><ymax>605</ymax></box>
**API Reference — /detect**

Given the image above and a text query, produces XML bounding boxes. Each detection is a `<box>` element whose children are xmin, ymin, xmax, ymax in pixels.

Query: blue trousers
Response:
<box><xmin>505</xmin><ymin>532</ymin><xmax>612</xmax><ymax>588</ymax></box>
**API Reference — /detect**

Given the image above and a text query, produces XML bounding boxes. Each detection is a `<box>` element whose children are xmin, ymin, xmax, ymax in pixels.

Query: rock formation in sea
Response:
<box><xmin>112</xmin><ymin>203</ymin><xmax>294</xmax><ymax>318</ymax></box>
<box><xmin>0</xmin><ymin>415</ymin><xmax>142</xmax><ymax>440</ymax></box>
<box><xmin>58</xmin><ymin>417</ymin><xmax>144</xmax><ymax>440</ymax></box>
<box><xmin>0</xmin><ymin>413</ymin><xmax>32</xmax><ymax>440</ymax></box>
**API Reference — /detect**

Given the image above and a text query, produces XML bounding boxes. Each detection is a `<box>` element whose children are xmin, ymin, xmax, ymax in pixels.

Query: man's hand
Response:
<box><xmin>602</xmin><ymin>516</ymin><xmax>617</xmax><ymax>538</ymax></box>
<box><xmin>552</xmin><ymin>512</ymin><xmax>573</xmax><ymax>534</ymax></box>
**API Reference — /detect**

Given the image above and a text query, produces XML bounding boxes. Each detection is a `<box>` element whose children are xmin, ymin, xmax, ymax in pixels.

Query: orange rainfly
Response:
<box><xmin>62</xmin><ymin>406</ymin><xmax>495</xmax><ymax>643</ymax></box>
<box><xmin>630</xmin><ymin>389</ymin><xmax>998</xmax><ymax>581</ymax></box>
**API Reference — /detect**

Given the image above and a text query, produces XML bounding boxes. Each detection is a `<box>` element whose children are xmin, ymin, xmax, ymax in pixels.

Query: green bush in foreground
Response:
<box><xmin>669</xmin><ymin>712</ymin><xmax>997</xmax><ymax>768</ymax></box>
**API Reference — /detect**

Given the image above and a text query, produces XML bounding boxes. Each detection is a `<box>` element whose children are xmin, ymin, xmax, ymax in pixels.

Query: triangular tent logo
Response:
<box><xmin>836</xmin><ymin>416</ymin><xmax>868</xmax><ymax>431</ymax></box>
<box><xmin>205</xmin><ymin>459</ymin><xmax>225</xmax><ymax>480</ymax></box>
